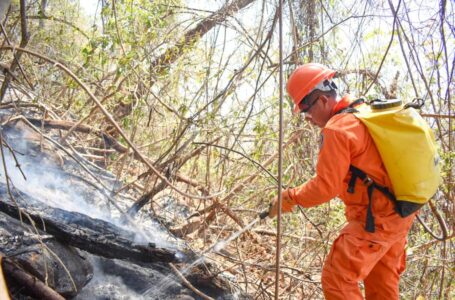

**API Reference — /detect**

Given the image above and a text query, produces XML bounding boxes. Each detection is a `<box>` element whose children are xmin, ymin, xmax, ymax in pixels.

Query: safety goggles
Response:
<box><xmin>297</xmin><ymin>79</ymin><xmax>337</xmax><ymax>113</ymax></box>
<box><xmin>297</xmin><ymin>94</ymin><xmax>319</xmax><ymax>113</ymax></box>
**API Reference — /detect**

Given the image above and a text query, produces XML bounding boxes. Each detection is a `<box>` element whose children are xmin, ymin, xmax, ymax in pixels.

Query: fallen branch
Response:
<box><xmin>169</xmin><ymin>263</ymin><xmax>215</xmax><ymax>300</ymax></box>
<box><xmin>0</xmin><ymin>256</ymin><xmax>10</xmax><ymax>300</ymax></box>
<box><xmin>128</xmin><ymin>138</ymin><xmax>222</xmax><ymax>216</ymax></box>
<box><xmin>0</xmin><ymin>189</ymin><xmax>181</xmax><ymax>265</ymax></box>
<box><xmin>22</xmin><ymin>117</ymin><xmax>130</xmax><ymax>154</ymax></box>
<box><xmin>1</xmin><ymin>254</ymin><xmax>64</xmax><ymax>300</ymax></box>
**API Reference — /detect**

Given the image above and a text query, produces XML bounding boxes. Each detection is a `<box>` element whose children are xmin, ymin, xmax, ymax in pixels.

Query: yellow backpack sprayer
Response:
<box><xmin>338</xmin><ymin>98</ymin><xmax>441</xmax><ymax>232</ymax></box>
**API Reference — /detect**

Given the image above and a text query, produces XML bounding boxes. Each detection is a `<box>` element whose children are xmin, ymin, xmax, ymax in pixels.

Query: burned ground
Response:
<box><xmin>0</xmin><ymin>110</ymin><xmax>244</xmax><ymax>299</ymax></box>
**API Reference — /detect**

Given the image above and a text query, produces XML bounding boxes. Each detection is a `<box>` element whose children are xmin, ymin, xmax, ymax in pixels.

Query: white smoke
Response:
<box><xmin>0</xmin><ymin>126</ymin><xmax>177</xmax><ymax>249</ymax></box>
<box><xmin>0</xmin><ymin>144</ymin><xmax>112</xmax><ymax>221</ymax></box>
<box><xmin>74</xmin><ymin>256</ymin><xmax>148</xmax><ymax>300</ymax></box>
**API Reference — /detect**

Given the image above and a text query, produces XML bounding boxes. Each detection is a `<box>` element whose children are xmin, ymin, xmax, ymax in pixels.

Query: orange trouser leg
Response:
<box><xmin>363</xmin><ymin>239</ymin><xmax>407</xmax><ymax>300</ymax></box>
<box><xmin>321</xmin><ymin>232</ymin><xmax>388</xmax><ymax>300</ymax></box>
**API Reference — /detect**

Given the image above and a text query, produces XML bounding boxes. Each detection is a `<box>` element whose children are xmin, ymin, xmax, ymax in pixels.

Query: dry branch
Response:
<box><xmin>172</xmin><ymin>131</ymin><xmax>302</xmax><ymax>237</ymax></box>
<box><xmin>0</xmin><ymin>0</ymin><xmax>30</xmax><ymax>102</ymax></box>
<box><xmin>127</xmin><ymin>136</ymin><xmax>224</xmax><ymax>216</ymax></box>
<box><xmin>151</xmin><ymin>0</ymin><xmax>255</xmax><ymax>74</ymax></box>
<box><xmin>421</xmin><ymin>113</ymin><xmax>455</xmax><ymax>119</ymax></box>
<box><xmin>170</xmin><ymin>263</ymin><xmax>215</xmax><ymax>300</ymax></box>
<box><xmin>23</xmin><ymin>117</ymin><xmax>130</xmax><ymax>154</ymax></box>
<box><xmin>0</xmin><ymin>46</ymin><xmax>222</xmax><ymax>201</ymax></box>
<box><xmin>26</xmin><ymin>15</ymin><xmax>89</xmax><ymax>39</ymax></box>
<box><xmin>1</xmin><ymin>254</ymin><xmax>64</xmax><ymax>300</ymax></box>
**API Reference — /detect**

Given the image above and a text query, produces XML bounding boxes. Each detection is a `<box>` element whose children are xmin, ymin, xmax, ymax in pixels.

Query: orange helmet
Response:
<box><xmin>287</xmin><ymin>63</ymin><xmax>337</xmax><ymax>113</ymax></box>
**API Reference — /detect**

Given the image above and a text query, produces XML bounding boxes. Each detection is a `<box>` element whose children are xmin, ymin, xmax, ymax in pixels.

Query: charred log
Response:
<box><xmin>0</xmin><ymin>184</ymin><xmax>182</xmax><ymax>265</ymax></box>
<box><xmin>0</xmin><ymin>211</ymin><xmax>92</xmax><ymax>297</ymax></box>
<box><xmin>0</xmin><ymin>114</ymin><xmax>246</xmax><ymax>299</ymax></box>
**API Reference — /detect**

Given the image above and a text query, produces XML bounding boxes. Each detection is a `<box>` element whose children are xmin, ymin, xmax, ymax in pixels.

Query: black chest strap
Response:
<box><xmin>348</xmin><ymin>165</ymin><xmax>396</xmax><ymax>233</ymax></box>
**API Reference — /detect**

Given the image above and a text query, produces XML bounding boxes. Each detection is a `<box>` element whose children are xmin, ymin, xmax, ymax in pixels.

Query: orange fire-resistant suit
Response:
<box><xmin>286</xmin><ymin>95</ymin><xmax>417</xmax><ymax>299</ymax></box>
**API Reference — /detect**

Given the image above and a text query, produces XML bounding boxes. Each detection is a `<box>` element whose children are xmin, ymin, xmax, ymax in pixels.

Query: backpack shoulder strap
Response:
<box><xmin>335</xmin><ymin>98</ymin><xmax>365</xmax><ymax>115</ymax></box>
<box><xmin>348</xmin><ymin>165</ymin><xmax>396</xmax><ymax>233</ymax></box>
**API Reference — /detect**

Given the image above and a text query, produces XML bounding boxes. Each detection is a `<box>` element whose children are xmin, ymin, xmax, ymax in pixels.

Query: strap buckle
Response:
<box><xmin>362</xmin><ymin>177</ymin><xmax>374</xmax><ymax>186</ymax></box>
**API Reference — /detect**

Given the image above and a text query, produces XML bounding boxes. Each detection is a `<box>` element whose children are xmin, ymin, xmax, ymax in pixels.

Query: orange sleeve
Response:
<box><xmin>289</xmin><ymin>124</ymin><xmax>352</xmax><ymax>208</ymax></box>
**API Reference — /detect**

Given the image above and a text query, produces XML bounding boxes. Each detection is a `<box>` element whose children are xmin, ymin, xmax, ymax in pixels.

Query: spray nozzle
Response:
<box><xmin>259</xmin><ymin>210</ymin><xmax>269</xmax><ymax>220</ymax></box>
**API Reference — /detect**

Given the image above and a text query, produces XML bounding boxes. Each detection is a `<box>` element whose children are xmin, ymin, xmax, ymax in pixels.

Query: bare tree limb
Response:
<box><xmin>0</xmin><ymin>0</ymin><xmax>30</xmax><ymax>102</ymax></box>
<box><xmin>363</xmin><ymin>0</ymin><xmax>402</xmax><ymax>95</ymax></box>
<box><xmin>150</xmin><ymin>0</ymin><xmax>255</xmax><ymax>75</ymax></box>
<box><xmin>0</xmin><ymin>46</ymin><xmax>223</xmax><ymax>201</ymax></box>
<box><xmin>26</xmin><ymin>15</ymin><xmax>89</xmax><ymax>39</ymax></box>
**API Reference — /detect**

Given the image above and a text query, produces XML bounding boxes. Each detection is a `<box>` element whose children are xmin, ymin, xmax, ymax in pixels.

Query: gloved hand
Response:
<box><xmin>268</xmin><ymin>189</ymin><xmax>297</xmax><ymax>218</ymax></box>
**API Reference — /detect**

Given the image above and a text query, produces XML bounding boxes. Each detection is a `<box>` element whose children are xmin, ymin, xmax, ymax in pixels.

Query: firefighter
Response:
<box><xmin>268</xmin><ymin>63</ymin><xmax>417</xmax><ymax>299</ymax></box>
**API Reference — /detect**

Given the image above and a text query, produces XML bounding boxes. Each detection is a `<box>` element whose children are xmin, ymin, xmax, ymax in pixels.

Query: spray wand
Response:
<box><xmin>209</xmin><ymin>209</ymin><xmax>270</xmax><ymax>253</ymax></box>
<box><xmin>259</xmin><ymin>210</ymin><xmax>270</xmax><ymax>220</ymax></box>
